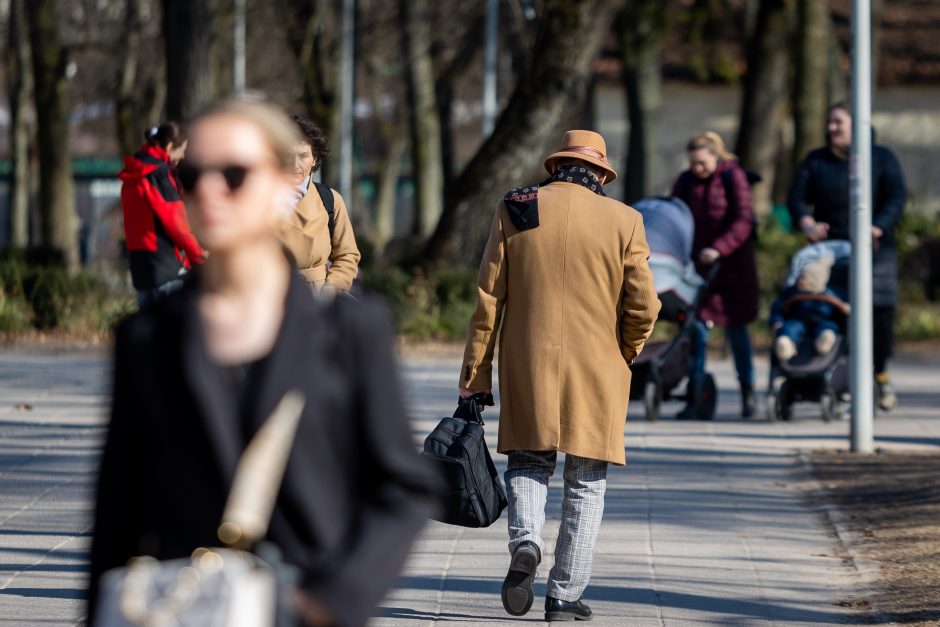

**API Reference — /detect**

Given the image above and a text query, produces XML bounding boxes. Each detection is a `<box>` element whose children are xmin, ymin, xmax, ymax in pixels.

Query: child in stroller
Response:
<box><xmin>771</xmin><ymin>257</ymin><xmax>847</xmax><ymax>361</ymax></box>
<box><xmin>628</xmin><ymin>197</ymin><xmax>720</xmax><ymax>421</ymax></box>
<box><xmin>767</xmin><ymin>243</ymin><xmax>851</xmax><ymax>422</ymax></box>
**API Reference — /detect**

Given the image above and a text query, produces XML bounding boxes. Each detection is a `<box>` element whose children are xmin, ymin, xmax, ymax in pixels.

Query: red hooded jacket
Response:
<box><xmin>119</xmin><ymin>144</ymin><xmax>205</xmax><ymax>290</ymax></box>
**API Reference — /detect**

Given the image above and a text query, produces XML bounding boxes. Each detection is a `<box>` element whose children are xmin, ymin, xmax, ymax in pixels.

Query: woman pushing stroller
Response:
<box><xmin>672</xmin><ymin>132</ymin><xmax>759</xmax><ymax>420</ymax></box>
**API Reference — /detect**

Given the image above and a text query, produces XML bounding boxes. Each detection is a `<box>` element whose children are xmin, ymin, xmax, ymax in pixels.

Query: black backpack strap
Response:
<box><xmin>675</xmin><ymin>171</ymin><xmax>693</xmax><ymax>202</ymax></box>
<box><xmin>314</xmin><ymin>182</ymin><xmax>336</xmax><ymax>239</ymax></box>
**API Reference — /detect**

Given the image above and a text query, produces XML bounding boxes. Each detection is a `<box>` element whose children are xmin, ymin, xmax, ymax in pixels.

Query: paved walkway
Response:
<box><xmin>0</xmin><ymin>349</ymin><xmax>936</xmax><ymax>625</ymax></box>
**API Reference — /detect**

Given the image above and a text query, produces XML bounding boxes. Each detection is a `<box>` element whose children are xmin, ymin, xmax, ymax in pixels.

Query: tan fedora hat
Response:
<box><xmin>544</xmin><ymin>130</ymin><xmax>617</xmax><ymax>183</ymax></box>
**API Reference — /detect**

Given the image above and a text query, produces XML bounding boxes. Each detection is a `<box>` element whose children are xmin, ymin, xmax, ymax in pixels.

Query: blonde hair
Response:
<box><xmin>687</xmin><ymin>131</ymin><xmax>737</xmax><ymax>161</ymax></box>
<box><xmin>193</xmin><ymin>96</ymin><xmax>301</xmax><ymax>171</ymax></box>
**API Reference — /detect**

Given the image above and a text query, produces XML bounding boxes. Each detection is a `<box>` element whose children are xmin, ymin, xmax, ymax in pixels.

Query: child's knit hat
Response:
<box><xmin>799</xmin><ymin>257</ymin><xmax>834</xmax><ymax>294</ymax></box>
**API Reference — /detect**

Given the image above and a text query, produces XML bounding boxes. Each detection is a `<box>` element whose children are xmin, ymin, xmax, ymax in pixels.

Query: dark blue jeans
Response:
<box><xmin>690</xmin><ymin>320</ymin><xmax>754</xmax><ymax>389</ymax></box>
<box><xmin>777</xmin><ymin>319</ymin><xmax>840</xmax><ymax>346</ymax></box>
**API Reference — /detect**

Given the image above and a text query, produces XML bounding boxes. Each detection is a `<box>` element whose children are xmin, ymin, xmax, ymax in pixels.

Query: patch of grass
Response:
<box><xmin>897</xmin><ymin>303</ymin><xmax>940</xmax><ymax>342</ymax></box>
<box><xmin>363</xmin><ymin>266</ymin><xmax>479</xmax><ymax>341</ymax></box>
<box><xmin>0</xmin><ymin>247</ymin><xmax>135</xmax><ymax>337</ymax></box>
<box><xmin>0</xmin><ymin>288</ymin><xmax>31</xmax><ymax>333</ymax></box>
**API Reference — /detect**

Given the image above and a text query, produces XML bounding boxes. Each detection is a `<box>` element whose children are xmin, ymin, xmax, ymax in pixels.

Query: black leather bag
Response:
<box><xmin>421</xmin><ymin>393</ymin><xmax>508</xmax><ymax>528</ymax></box>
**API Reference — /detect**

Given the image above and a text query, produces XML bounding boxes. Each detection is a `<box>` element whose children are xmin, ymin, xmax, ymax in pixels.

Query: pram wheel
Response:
<box><xmin>644</xmin><ymin>381</ymin><xmax>662</xmax><ymax>422</ymax></box>
<box><xmin>820</xmin><ymin>393</ymin><xmax>835</xmax><ymax>422</ymax></box>
<box><xmin>768</xmin><ymin>379</ymin><xmax>792</xmax><ymax>422</ymax></box>
<box><xmin>766</xmin><ymin>392</ymin><xmax>778</xmax><ymax>422</ymax></box>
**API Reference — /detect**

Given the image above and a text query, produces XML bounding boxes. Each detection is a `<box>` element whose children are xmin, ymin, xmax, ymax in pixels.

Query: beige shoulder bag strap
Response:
<box><xmin>217</xmin><ymin>390</ymin><xmax>306</xmax><ymax>549</ymax></box>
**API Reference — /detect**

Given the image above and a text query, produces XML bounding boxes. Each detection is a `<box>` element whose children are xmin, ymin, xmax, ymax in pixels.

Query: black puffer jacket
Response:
<box><xmin>788</xmin><ymin>141</ymin><xmax>906</xmax><ymax>306</ymax></box>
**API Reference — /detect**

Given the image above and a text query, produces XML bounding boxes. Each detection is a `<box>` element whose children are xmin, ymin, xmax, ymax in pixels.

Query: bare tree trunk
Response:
<box><xmin>618</xmin><ymin>1</ymin><xmax>664</xmax><ymax>203</ymax></box>
<box><xmin>432</xmin><ymin>9</ymin><xmax>485</xmax><ymax>203</ymax></box>
<box><xmin>26</xmin><ymin>0</ymin><xmax>78</xmax><ymax>268</ymax></box>
<box><xmin>871</xmin><ymin>0</ymin><xmax>883</xmax><ymax>88</ymax></box>
<box><xmin>374</xmin><ymin>133</ymin><xmax>406</xmax><ymax>253</ymax></box>
<box><xmin>282</xmin><ymin>0</ymin><xmax>341</xmax><ymax>185</ymax></box>
<box><xmin>423</xmin><ymin>0</ymin><xmax>622</xmax><ymax>267</ymax></box>
<box><xmin>735</xmin><ymin>0</ymin><xmax>796</xmax><ymax>216</ymax></box>
<box><xmin>7</xmin><ymin>0</ymin><xmax>33</xmax><ymax>249</ymax></box>
<box><xmin>163</xmin><ymin>0</ymin><xmax>223</xmax><ymax>121</ymax></box>
<box><xmin>117</xmin><ymin>0</ymin><xmax>145</xmax><ymax>154</ymax></box>
<box><xmin>827</xmin><ymin>29</ymin><xmax>848</xmax><ymax>105</ymax></box>
<box><xmin>792</xmin><ymin>0</ymin><xmax>830</xmax><ymax>166</ymax></box>
<box><xmin>402</xmin><ymin>0</ymin><xmax>444</xmax><ymax>238</ymax></box>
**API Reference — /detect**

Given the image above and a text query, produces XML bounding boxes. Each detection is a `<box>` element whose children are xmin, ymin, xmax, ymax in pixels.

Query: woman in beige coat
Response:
<box><xmin>459</xmin><ymin>130</ymin><xmax>659</xmax><ymax>622</ymax></box>
<box><xmin>273</xmin><ymin>115</ymin><xmax>361</xmax><ymax>292</ymax></box>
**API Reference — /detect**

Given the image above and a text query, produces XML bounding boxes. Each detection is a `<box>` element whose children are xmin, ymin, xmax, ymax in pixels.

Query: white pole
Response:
<box><xmin>850</xmin><ymin>0</ymin><xmax>874</xmax><ymax>453</ymax></box>
<box><xmin>233</xmin><ymin>0</ymin><xmax>246</xmax><ymax>94</ymax></box>
<box><xmin>482</xmin><ymin>0</ymin><xmax>498</xmax><ymax>136</ymax></box>
<box><xmin>338</xmin><ymin>0</ymin><xmax>355</xmax><ymax>205</ymax></box>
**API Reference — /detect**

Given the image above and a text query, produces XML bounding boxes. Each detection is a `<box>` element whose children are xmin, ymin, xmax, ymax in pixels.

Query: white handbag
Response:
<box><xmin>94</xmin><ymin>391</ymin><xmax>306</xmax><ymax>627</ymax></box>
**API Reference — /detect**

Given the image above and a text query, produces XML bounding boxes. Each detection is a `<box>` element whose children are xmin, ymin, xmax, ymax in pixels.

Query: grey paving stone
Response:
<box><xmin>0</xmin><ymin>349</ymin><xmax>937</xmax><ymax>625</ymax></box>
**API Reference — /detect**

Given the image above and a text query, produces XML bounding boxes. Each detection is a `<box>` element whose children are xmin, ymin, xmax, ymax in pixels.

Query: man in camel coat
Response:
<box><xmin>459</xmin><ymin>130</ymin><xmax>660</xmax><ymax>622</ymax></box>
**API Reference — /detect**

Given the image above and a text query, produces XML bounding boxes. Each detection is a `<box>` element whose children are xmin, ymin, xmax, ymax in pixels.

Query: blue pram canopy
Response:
<box><xmin>633</xmin><ymin>197</ymin><xmax>694</xmax><ymax>264</ymax></box>
<box><xmin>633</xmin><ymin>197</ymin><xmax>703</xmax><ymax>306</ymax></box>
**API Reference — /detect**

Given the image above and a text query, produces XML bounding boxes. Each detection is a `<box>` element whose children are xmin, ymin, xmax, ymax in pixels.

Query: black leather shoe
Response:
<box><xmin>741</xmin><ymin>384</ymin><xmax>755</xmax><ymax>418</ymax></box>
<box><xmin>501</xmin><ymin>541</ymin><xmax>541</xmax><ymax>616</ymax></box>
<box><xmin>545</xmin><ymin>596</ymin><xmax>592</xmax><ymax>621</ymax></box>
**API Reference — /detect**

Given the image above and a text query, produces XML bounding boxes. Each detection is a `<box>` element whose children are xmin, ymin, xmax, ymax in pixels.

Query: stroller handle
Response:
<box><xmin>689</xmin><ymin>260</ymin><xmax>721</xmax><ymax>313</ymax></box>
<box><xmin>701</xmin><ymin>260</ymin><xmax>721</xmax><ymax>285</ymax></box>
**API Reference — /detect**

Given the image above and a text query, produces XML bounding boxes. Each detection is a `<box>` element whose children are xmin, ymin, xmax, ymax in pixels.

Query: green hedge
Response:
<box><xmin>0</xmin><ymin>248</ymin><xmax>135</xmax><ymax>335</ymax></box>
<box><xmin>362</xmin><ymin>266</ymin><xmax>479</xmax><ymax>341</ymax></box>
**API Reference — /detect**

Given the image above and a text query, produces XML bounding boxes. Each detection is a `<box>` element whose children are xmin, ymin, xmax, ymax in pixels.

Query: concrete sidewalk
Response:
<box><xmin>0</xmin><ymin>349</ymin><xmax>936</xmax><ymax>625</ymax></box>
<box><xmin>378</xmin><ymin>351</ymin><xmax>940</xmax><ymax>626</ymax></box>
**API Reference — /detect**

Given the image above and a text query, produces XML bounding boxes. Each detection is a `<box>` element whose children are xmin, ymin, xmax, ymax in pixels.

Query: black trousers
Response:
<box><xmin>874</xmin><ymin>306</ymin><xmax>894</xmax><ymax>375</ymax></box>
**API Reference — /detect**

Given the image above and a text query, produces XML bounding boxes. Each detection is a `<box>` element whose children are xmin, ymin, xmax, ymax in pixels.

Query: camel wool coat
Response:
<box><xmin>274</xmin><ymin>180</ymin><xmax>361</xmax><ymax>291</ymax></box>
<box><xmin>460</xmin><ymin>181</ymin><xmax>660</xmax><ymax>465</ymax></box>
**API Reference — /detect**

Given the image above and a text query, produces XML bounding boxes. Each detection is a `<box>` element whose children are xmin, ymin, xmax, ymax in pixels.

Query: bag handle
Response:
<box><xmin>453</xmin><ymin>392</ymin><xmax>494</xmax><ymax>425</ymax></box>
<box><xmin>217</xmin><ymin>390</ymin><xmax>306</xmax><ymax>549</ymax></box>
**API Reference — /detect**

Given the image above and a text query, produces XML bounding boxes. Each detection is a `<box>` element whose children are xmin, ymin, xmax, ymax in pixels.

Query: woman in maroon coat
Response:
<box><xmin>672</xmin><ymin>132</ymin><xmax>759</xmax><ymax>419</ymax></box>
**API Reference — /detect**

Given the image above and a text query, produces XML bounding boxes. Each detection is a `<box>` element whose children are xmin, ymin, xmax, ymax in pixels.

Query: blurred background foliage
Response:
<box><xmin>1</xmin><ymin>0</ymin><xmax>939</xmax><ymax>341</ymax></box>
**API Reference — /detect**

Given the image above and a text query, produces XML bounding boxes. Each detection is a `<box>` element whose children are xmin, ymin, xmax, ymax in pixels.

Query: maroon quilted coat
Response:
<box><xmin>672</xmin><ymin>160</ymin><xmax>759</xmax><ymax>326</ymax></box>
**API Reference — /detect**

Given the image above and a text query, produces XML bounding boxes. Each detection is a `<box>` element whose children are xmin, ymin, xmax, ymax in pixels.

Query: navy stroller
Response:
<box><xmin>767</xmin><ymin>242</ymin><xmax>851</xmax><ymax>422</ymax></box>
<box><xmin>629</xmin><ymin>197</ymin><xmax>719</xmax><ymax>421</ymax></box>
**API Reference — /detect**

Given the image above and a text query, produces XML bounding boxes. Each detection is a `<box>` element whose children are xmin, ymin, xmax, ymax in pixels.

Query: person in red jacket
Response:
<box><xmin>119</xmin><ymin>122</ymin><xmax>206</xmax><ymax>307</ymax></box>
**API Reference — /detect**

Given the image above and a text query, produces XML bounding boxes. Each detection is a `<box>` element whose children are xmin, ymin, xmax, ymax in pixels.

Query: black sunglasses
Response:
<box><xmin>177</xmin><ymin>161</ymin><xmax>251</xmax><ymax>193</ymax></box>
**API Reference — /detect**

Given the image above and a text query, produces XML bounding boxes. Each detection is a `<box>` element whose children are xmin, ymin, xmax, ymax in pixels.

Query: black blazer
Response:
<box><xmin>88</xmin><ymin>272</ymin><xmax>438</xmax><ymax>626</ymax></box>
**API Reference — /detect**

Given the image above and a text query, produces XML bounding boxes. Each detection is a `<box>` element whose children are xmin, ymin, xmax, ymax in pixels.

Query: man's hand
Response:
<box><xmin>698</xmin><ymin>247</ymin><xmax>721</xmax><ymax>265</ymax></box>
<box><xmin>800</xmin><ymin>216</ymin><xmax>829</xmax><ymax>242</ymax></box>
<box><xmin>459</xmin><ymin>388</ymin><xmax>492</xmax><ymax>410</ymax></box>
<box><xmin>872</xmin><ymin>225</ymin><xmax>883</xmax><ymax>251</ymax></box>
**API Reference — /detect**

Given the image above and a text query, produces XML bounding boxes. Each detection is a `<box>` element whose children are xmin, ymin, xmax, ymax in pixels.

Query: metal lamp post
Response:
<box><xmin>849</xmin><ymin>0</ymin><xmax>874</xmax><ymax>453</ymax></box>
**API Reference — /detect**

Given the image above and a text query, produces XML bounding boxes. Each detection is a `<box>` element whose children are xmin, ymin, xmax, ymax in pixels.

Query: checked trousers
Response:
<box><xmin>505</xmin><ymin>450</ymin><xmax>608</xmax><ymax>602</ymax></box>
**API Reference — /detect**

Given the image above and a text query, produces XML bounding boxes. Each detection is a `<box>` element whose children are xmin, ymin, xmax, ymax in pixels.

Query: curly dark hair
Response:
<box><xmin>290</xmin><ymin>114</ymin><xmax>330</xmax><ymax>173</ymax></box>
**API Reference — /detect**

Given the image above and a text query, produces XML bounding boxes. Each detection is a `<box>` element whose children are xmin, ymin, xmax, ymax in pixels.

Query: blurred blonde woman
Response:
<box><xmin>89</xmin><ymin>98</ymin><xmax>436</xmax><ymax>627</ymax></box>
<box><xmin>672</xmin><ymin>132</ymin><xmax>759</xmax><ymax>420</ymax></box>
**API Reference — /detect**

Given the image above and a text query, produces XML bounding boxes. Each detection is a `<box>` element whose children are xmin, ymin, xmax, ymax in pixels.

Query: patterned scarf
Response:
<box><xmin>503</xmin><ymin>163</ymin><xmax>607</xmax><ymax>231</ymax></box>
<box><xmin>542</xmin><ymin>163</ymin><xmax>606</xmax><ymax>196</ymax></box>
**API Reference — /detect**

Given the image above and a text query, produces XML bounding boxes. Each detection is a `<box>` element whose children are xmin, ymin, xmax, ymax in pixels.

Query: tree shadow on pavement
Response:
<box><xmin>385</xmin><ymin>577</ymin><xmax>854</xmax><ymax>624</ymax></box>
<box><xmin>0</xmin><ymin>587</ymin><xmax>85</xmax><ymax>600</ymax></box>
